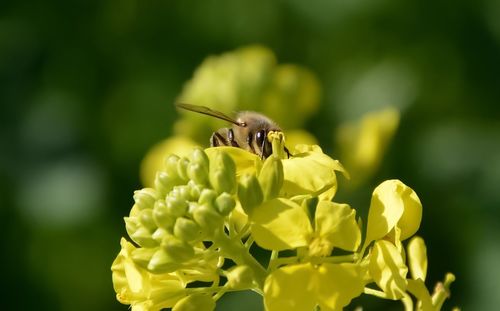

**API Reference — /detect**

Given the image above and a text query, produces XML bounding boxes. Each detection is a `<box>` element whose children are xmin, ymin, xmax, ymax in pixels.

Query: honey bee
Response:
<box><xmin>176</xmin><ymin>103</ymin><xmax>289</xmax><ymax>159</ymax></box>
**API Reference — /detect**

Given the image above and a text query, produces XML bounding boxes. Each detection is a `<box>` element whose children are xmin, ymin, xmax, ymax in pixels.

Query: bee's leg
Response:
<box><xmin>284</xmin><ymin>146</ymin><xmax>292</xmax><ymax>158</ymax></box>
<box><xmin>227</xmin><ymin>129</ymin><xmax>240</xmax><ymax>147</ymax></box>
<box><xmin>210</xmin><ymin>128</ymin><xmax>241</xmax><ymax>148</ymax></box>
<box><xmin>210</xmin><ymin>130</ymin><xmax>229</xmax><ymax>147</ymax></box>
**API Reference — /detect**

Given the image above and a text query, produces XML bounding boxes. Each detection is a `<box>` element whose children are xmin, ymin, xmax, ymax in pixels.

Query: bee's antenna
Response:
<box><xmin>176</xmin><ymin>103</ymin><xmax>246</xmax><ymax>127</ymax></box>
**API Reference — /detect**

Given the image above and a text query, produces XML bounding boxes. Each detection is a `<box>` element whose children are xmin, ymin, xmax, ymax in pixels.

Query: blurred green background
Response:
<box><xmin>1</xmin><ymin>0</ymin><xmax>500</xmax><ymax>310</ymax></box>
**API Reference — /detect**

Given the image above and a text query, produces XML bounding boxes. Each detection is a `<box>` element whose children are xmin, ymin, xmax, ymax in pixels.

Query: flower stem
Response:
<box><xmin>268</xmin><ymin>256</ymin><xmax>299</xmax><ymax>271</ymax></box>
<box><xmin>212</xmin><ymin>229</ymin><xmax>267</xmax><ymax>289</ymax></box>
<box><xmin>432</xmin><ymin>273</ymin><xmax>455</xmax><ymax>310</ymax></box>
<box><xmin>401</xmin><ymin>293</ymin><xmax>414</xmax><ymax>311</ymax></box>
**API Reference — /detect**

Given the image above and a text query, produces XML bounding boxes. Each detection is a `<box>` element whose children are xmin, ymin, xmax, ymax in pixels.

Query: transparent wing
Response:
<box><xmin>175</xmin><ymin>103</ymin><xmax>245</xmax><ymax>127</ymax></box>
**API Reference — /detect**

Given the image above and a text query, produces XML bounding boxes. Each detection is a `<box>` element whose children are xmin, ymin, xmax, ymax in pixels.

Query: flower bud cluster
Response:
<box><xmin>124</xmin><ymin>148</ymin><xmax>237</xmax><ymax>274</ymax></box>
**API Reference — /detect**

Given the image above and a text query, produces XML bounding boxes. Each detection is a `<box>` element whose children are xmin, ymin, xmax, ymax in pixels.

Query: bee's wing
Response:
<box><xmin>176</xmin><ymin>103</ymin><xmax>246</xmax><ymax>127</ymax></box>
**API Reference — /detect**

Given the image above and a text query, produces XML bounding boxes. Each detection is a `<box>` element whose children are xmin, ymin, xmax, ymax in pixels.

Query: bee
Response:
<box><xmin>176</xmin><ymin>103</ymin><xmax>289</xmax><ymax>159</ymax></box>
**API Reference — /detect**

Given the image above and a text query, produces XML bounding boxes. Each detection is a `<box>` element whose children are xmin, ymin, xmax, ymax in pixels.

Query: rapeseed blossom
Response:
<box><xmin>112</xmin><ymin>132</ymin><xmax>455</xmax><ymax>311</ymax></box>
<box><xmin>114</xmin><ymin>46</ymin><xmax>454</xmax><ymax>311</ymax></box>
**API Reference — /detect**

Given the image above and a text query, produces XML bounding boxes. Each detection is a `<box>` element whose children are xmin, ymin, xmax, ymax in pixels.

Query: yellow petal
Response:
<box><xmin>396</xmin><ymin>184</ymin><xmax>422</xmax><ymax>240</ymax></box>
<box><xmin>264</xmin><ymin>263</ymin><xmax>365</xmax><ymax>311</ymax></box>
<box><xmin>369</xmin><ymin>240</ymin><xmax>408</xmax><ymax>300</ymax></box>
<box><xmin>316</xmin><ymin>263</ymin><xmax>365</xmax><ymax>311</ymax></box>
<box><xmin>281</xmin><ymin>145</ymin><xmax>346</xmax><ymax>201</ymax></box>
<box><xmin>315</xmin><ymin>201</ymin><xmax>361</xmax><ymax>252</ymax></box>
<box><xmin>172</xmin><ymin>294</ymin><xmax>215</xmax><ymax>311</ymax></box>
<box><xmin>111</xmin><ymin>238</ymin><xmax>186</xmax><ymax>309</ymax></box>
<box><xmin>365</xmin><ymin>180</ymin><xmax>422</xmax><ymax>245</ymax></box>
<box><xmin>205</xmin><ymin>146</ymin><xmax>259</xmax><ymax>177</ymax></box>
<box><xmin>140</xmin><ymin>136</ymin><xmax>198</xmax><ymax>187</ymax></box>
<box><xmin>264</xmin><ymin>263</ymin><xmax>318</xmax><ymax>311</ymax></box>
<box><xmin>407</xmin><ymin>236</ymin><xmax>428</xmax><ymax>281</ymax></box>
<box><xmin>228</xmin><ymin>201</ymin><xmax>249</xmax><ymax>234</ymax></box>
<box><xmin>251</xmin><ymin>198</ymin><xmax>312</xmax><ymax>250</ymax></box>
<box><xmin>407</xmin><ymin>279</ymin><xmax>433</xmax><ymax>311</ymax></box>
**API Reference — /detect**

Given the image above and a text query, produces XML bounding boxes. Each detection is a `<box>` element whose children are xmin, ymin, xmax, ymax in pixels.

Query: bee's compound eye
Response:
<box><xmin>255</xmin><ymin>130</ymin><xmax>266</xmax><ymax>146</ymax></box>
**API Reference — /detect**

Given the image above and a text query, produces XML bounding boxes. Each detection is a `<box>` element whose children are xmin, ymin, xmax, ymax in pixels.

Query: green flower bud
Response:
<box><xmin>258</xmin><ymin>155</ymin><xmax>283</xmax><ymax>201</ymax></box>
<box><xmin>226</xmin><ymin>265</ymin><xmax>255</xmax><ymax>289</ymax></box>
<box><xmin>172</xmin><ymin>294</ymin><xmax>215</xmax><ymax>311</ymax></box>
<box><xmin>154</xmin><ymin>171</ymin><xmax>177</xmax><ymax>195</ymax></box>
<box><xmin>209</xmin><ymin>152</ymin><xmax>236</xmax><ymax>194</ymax></box>
<box><xmin>171</xmin><ymin>185</ymin><xmax>191</xmax><ymax>202</ymax></box>
<box><xmin>210</xmin><ymin>169</ymin><xmax>236</xmax><ymax>194</ymax></box>
<box><xmin>162</xmin><ymin>235</ymin><xmax>195</xmax><ymax>262</ymax></box>
<box><xmin>187</xmin><ymin>180</ymin><xmax>202</xmax><ymax>201</ymax></box>
<box><xmin>187</xmin><ymin>202</ymin><xmax>200</xmax><ymax>214</ymax></box>
<box><xmin>174</xmin><ymin>217</ymin><xmax>202</xmax><ymax>242</ymax></box>
<box><xmin>152</xmin><ymin>227</ymin><xmax>169</xmax><ymax>243</ymax></box>
<box><xmin>125</xmin><ymin>215</ymin><xmax>160</xmax><ymax>247</ymax></box>
<box><xmin>124</xmin><ymin>216</ymin><xmax>139</xmax><ymax>238</ymax></box>
<box><xmin>147</xmin><ymin>248</ymin><xmax>179</xmax><ymax>273</ymax></box>
<box><xmin>139</xmin><ymin>208</ymin><xmax>157</xmax><ymax>232</ymax></box>
<box><xmin>199</xmin><ymin>188</ymin><xmax>217</xmax><ymax>205</ymax></box>
<box><xmin>153</xmin><ymin>200</ymin><xmax>175</xmax><ymax>229</ymax></box>
<box><xmin>237</xmin><ymin>174</ymin><xmax>263</xmax><ymax>215</ymax></box>
<box><xmin>192</xmin><ymin>204</ymin><xmax>223</xmax><ymax>233</ymax></box>
<box><xmin>166</xmin><ymin>195</ymin><xmax>188</xmax><ymax>218</ymax></box>
<box><xmin>215</xmin><ymin>193</ymin><xmax>236</xmax><ymax>216</ymax></box>
<box><xmin>130</xmin><ymin>226</ymin><xmax>158</xmax><ymax>248</ymax></box>
<box><xmin>177</xmin><ymin>157</ymin><xmax>190</xmax><ymax>181</ymax></box>
<box><xmin>191</xmin><ymin>148</ymin><xmax>210</xmax><ymax>170</ymax></box>
<box><xmin>165</xmin><ymin>154</ymin><xmax>180</xmax><ymax>178</ymax></box>
<box><xmin>133</xmin><ymin>188</ymin><xmax>158</xmax><ymax>210</ymax></box>
<box><xmin>187</xmin><ymin>162</ymin><xmax>208</xmax><ymax>185</ymax></box>
<box><xmin>131</xmin><ymin>247</ymin><xmax>156</xmax><ymax>269</ymax></box>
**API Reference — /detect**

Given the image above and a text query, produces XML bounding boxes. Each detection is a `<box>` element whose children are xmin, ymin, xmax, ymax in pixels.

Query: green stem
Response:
<box><xmin>402</xmin><ymin>293</ymin><xmax>414</xmax><ymax>311</ymax></box>
<box><xmin>432</xmin><ymin>273</ymin><xmax>455</xmax><ymax>310</ymax></box>
<box><xmin>212</xmin><ymin>229</ymin><xmax>267</xmax><ymax>289</ymax></box>
<box><xmin>268</xmin><ymin>256</ymin><xmax>299</xmax><ymax>271</ymax></box>
<box><xmin>363</xmin><ymin>287</ymin><xmax>390</xmax><ymax>299</ymax></box>
<box><xmin>244</xmin><ymin>235</ymin><xmax>254</xmax><ymax>249</ymax></box>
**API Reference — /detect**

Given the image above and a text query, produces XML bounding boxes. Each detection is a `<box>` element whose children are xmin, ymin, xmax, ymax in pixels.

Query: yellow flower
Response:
<box><xmin>207</xmin><ymin>135</ymin><xmax>347</xmax><ymax>204</ymax></box>
<box><xmin>336</xmin><ymin>107</ymin><xmax>400</xmax><ymax>186</ymax></box>
<box><xmin>281</xmin><ymin>144</ymin><xmax>348</xmax><ymax>201</ymax></box>
<box><xmin>250</xmin><ymin>198</ymin><xmax>361</xmax><ymax>255</ymax></box>
<box><xmin>111</xmin><ymin>238</ymin><xmax>186</xmax><ymax>310</ymax></box>
<box><xmin>264</xmin><ymin>262</ymin><xmax>365</xmax><ymax>311</ymax></box>
<box><xmin>364</xmin><ymin>179</ymin><xmax>422</xmax><ymax>246</ymax></box>
<box><xmin>368</xmin><ymin>240</ymin><xmax>408</xmax><ymax>300</ymax></box>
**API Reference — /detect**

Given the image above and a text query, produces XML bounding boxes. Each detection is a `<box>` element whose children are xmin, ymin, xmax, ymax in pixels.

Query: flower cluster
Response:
<box><xmin>112</xmin><ymin>132</ymin><xmax>455</xmax><ymax>311</ymax></box>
